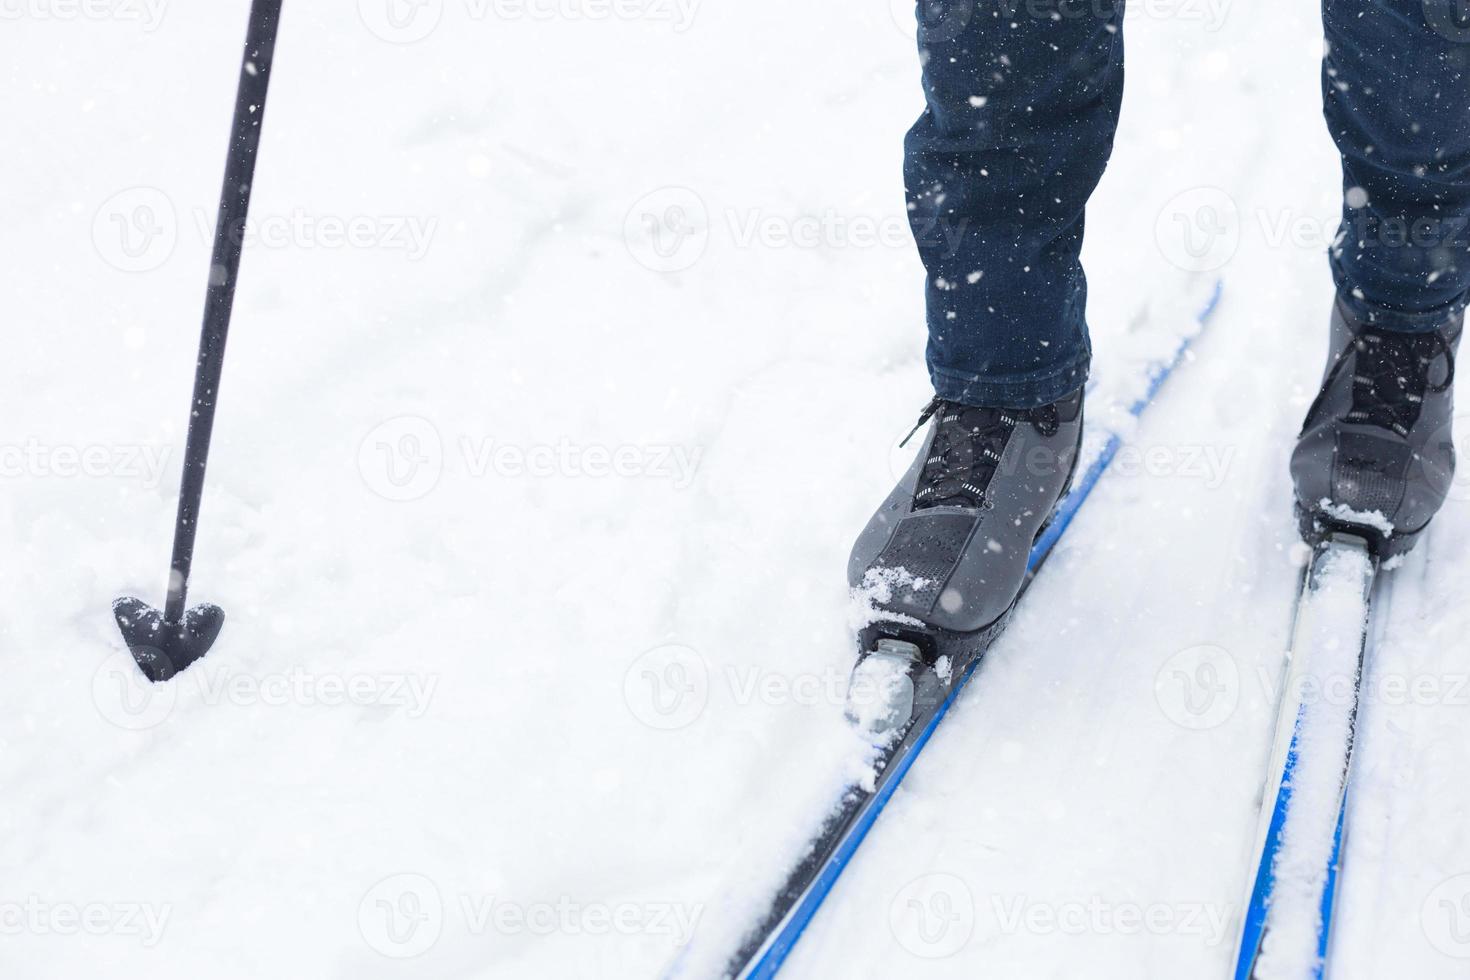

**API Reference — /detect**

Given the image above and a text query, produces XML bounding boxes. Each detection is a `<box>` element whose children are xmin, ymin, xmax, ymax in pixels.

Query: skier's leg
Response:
<box><xmin>1322</xmin><ymin>0</ymin><xmax>1470</xmax><ymax>326</ymax></box>
<box><xmin>906</xmin><ymin>0</ymin><xmax>1126</xmax><ymax>409</ymax></box>
<box><xmin>1292</xmin><ymin>0</ymin><xmax>1470</xmax><ymax>555</ymax></box>
<box><xmin>849</xmin><ymin>3</ymin><xmax>1123</xmax><ymax>639</ymax></box>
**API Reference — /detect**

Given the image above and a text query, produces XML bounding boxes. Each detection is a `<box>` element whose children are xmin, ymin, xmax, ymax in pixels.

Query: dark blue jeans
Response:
<box><xmin>907</xmin><ymin>0</ymin><xmax>1470</xmax><ymax>408</ymax></box>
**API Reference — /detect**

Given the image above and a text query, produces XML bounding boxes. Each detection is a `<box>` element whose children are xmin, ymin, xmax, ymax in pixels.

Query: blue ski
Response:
<box><xmin>1233</xmin><ymin>533</ymin><xmax>1378</xmax><ymax>980</ymax></box>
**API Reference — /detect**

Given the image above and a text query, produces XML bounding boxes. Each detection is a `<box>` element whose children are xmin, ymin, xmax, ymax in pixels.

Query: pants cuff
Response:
<box><xmin>929</xmin><ymin>351</ymin><xmax>1091</xmax><ymax>410</ymax></box>
<box><xmin>1332</xmin><ymin>266</ymin><xmax>1469</xmax><ymax>333</ymax></box>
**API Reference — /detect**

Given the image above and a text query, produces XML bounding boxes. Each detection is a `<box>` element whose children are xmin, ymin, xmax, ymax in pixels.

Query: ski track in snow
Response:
<box><xmin>3</xmin><ymin>3</ymin><xmax>1469</xmax><ymax>979</ymax></box>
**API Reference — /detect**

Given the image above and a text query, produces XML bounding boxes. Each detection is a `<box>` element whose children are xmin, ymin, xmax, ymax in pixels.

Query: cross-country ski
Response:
<box><xmin>1234</xmin><ymin>535</ymin><xmax>1377</xmax><ymax>980</ymax></box>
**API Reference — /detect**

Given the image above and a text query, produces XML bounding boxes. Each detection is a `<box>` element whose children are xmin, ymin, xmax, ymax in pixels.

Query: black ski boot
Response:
<box><xmin>845</xmin><ymin>389</ymin><xmax>1083</xmax><ymax>737</ymax></box>
<box><xmin>1292</xmin><ymin>295</ymin><xmax>1461</xmax><ymax>558</ymax></box>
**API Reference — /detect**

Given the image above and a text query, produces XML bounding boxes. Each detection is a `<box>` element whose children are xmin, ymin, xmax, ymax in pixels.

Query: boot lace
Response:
<box><xmin>901</xmin><ymin>398</ymin><xmax>1062</xmax><ymax>510</ymax></box>
<box><xmin>1306</xmin><ymin>328</ymin><xmax>1456</xmax><ymax>438</ymax></box>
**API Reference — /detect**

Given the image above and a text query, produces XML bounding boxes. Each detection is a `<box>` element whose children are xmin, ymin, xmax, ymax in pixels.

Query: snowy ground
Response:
<box><xmin>4</xmin><ymin>1</ymin><xmax>1470</xmax><ymax>978</ymax></box>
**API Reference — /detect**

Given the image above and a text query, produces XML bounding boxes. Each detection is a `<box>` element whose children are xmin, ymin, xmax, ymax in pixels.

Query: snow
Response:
<box><xmin>845</xmin><ymin>644</ymin><xmax>915</xmax><ymax>743</ymax></box>
<box><xmin>849</xmin><ymin>566</ymin><xmax>931</xmax><ymax>636</ymax></box>
<box><xmin>1255</xmin><ymin>544</ymin><xmax>1373</xmax><ymax>980</ymax></box>
<box><xmin>1317</xmin><ymin>499</ymin><xmax>1395</xmax><ymax>538</ymax></box>
<box><xmin>4</xmin><ymin>3</ymin><xmax>1470</xmax><ymax>980</ymax></box>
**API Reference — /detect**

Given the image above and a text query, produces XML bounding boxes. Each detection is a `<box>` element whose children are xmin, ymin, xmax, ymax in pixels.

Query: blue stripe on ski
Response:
<box><xmin>741</xmin><ymin>647</ymin><xmax>986</xmax><ymax>979</ymax></box>
<box><xmin>1318</xmin><ymin>795</ymin><xmax>1348</xmax><ymax>965</ymax></box>
<box><xmin>740</xmin><ymin>280</ymin><xmax>1224</xmax><ymax>980</ymax></box>
<box><xmin>1233</xmin><ymin>705</ymin><xmax>1353</xmax><ymax>980</ymax></box>
<box><xmin>1234</xmin><ymin>708</ymin><xmax>1307</xmax><ymax>980</ymax></box>
<box><xmin>1234</xmin><ymin>537</ymin><xmax>1374</xmax><ymax>980</ymax></box>
<box><xmin>1031</xmin><ymin>280</ymin><xmax>1222</xmax><ymax>561</ymax></box>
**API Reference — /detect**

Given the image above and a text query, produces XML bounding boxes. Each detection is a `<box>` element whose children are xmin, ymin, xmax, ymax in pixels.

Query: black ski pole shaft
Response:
<box><xmin>113</xmin><ymin>0</ymin><xmax>286</xmax><ymax>682</ymax></box>
<box><xmin>164</xmin><ymin>0</ymin><xmax>283</xmax><ymax>624</ymax></box>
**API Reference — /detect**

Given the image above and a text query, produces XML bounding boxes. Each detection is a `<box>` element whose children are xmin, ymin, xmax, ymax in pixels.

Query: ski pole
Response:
<box><xmin>113</xmin><ymin>0</ymin><xmax>285</xmax><ymax>683</ymax></box>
